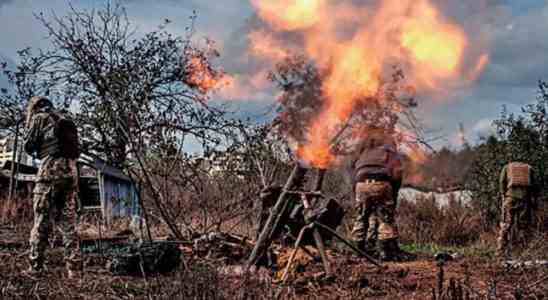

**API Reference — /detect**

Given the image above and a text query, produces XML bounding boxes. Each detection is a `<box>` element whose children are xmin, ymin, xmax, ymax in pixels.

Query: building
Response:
<box><xmin>0</xmin><ymin>136</ymin><xmax>38</xmax><ymax>197</ymax></box>
<box><xmin>0</xmin><ymin>137</ymin><xmax>139</xmax><ymax>222</ymax></box>
<box><xmin>78</xmin><ymin>155</ymin><xmax>140</xmax><ymax>222</ymax></box>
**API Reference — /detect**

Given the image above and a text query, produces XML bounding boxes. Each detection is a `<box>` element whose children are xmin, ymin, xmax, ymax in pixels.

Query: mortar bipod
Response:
<box><xmin>279</xmin><ymin>192</ymin><xmax>382</xmax><ymax>284</ymax></box>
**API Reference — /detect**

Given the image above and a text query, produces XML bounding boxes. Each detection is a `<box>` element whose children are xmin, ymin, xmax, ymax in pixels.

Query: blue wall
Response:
<box><xmin>102</xmin><ymin>176</ymin><xmax>139</xmax><ymax>217</ymax></box>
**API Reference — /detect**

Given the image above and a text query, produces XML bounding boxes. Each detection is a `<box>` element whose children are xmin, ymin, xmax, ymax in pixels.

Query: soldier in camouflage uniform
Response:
<box><xmin>350</xmin><ymin>129</ymin><xmax>414</xmax><ymax>261</ymax></box>
<box><xmin>496</xmin><ymin>161</ymin><xmax>539</xmax><ymax>259</ymax></box>
<box><xmin>23</xmin><ymin>96</ymin><xmax>82</xmax><ymax>278</ymax></box>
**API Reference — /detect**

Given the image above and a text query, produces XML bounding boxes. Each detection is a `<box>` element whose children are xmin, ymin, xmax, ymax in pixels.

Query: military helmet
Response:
<box><xmin>28</xmin><ymin>96</ymin><xmax>53</xmax><ymax>112</ymax></box>
<box><xmin>26</xmin><ymin>96</ymin><xmax>54</xmax><ymax>127</ymax></box>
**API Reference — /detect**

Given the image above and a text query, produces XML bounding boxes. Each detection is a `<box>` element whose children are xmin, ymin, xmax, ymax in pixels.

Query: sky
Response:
<box><xmin>0</xmin><ymin>0</ymin><xmax>547</xmax><ymax>149</ymax></box>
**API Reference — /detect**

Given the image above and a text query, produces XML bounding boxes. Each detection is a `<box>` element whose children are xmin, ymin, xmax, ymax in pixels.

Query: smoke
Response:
<box><xmin>219</xmin><ymin>0</ymin><xmax>501</xmax><ymax>101</ymax></box>
<box><xmin>213</xmin><ymin>0</ymin><xmax>518</xmax><ymax>168</ymax></box>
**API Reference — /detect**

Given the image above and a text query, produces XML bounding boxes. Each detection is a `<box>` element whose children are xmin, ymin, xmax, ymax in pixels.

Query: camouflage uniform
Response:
<box><xmin>352</xmin><ymin>181</ymin><xmax>398</xmax><ymax>245</ymax></box>
<box><xmin>350</xmin><ymin>133</ymin><xmax>413</xmax><ymax>261</ymax></box>
<box><xmin>24</xmin><ymin>97</ymin><xmax>81</xmax><ymax>274</ymax></box>
<box><xmin>496</xmin><ymin>162</ymin><xmax>538</xmax><ymax>259</ymax></box>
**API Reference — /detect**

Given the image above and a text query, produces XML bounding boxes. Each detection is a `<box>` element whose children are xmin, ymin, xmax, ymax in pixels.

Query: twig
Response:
<box><xmin>526</xmin><ymin>273</ymin><xmax>548</xmax><ymax>289</ymax></box>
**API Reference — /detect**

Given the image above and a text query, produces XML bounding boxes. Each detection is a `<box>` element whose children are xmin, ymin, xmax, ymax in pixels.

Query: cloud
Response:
<box><xmin>211</xmin><ymin>0</ymin><xmax>548</xmax><ymax>142</ymax></box>
<box><xmin>478</xmin><ymin>5</ymin><xmax>548</xmax><ymax>88</ymax></box>
<box><xmin>0</xmin><ymin>0</ymin><xmax>546</xmax><ymax>148</ymax></box>
<box><xmin>471</xmin><ymin>118</ymin><xmax>496</xmax><ymax>139</ymax></box>
<box><xmin>0</xmin><ymin>0</ymin><xmax>74</xmax><ymax>58</ymax></box>
<box><xmin>0</xmin><ymin>0</ymin><xmax>14</xmax><ymax>8</ymax></box>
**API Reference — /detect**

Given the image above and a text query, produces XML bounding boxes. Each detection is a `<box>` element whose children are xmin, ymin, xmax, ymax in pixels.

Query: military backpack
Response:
<box><xmin>507</xmin><ymin>162</ymin><xmax>531</xmax><ymax>188</ymax></box>
<box><xmin>39</xmin><ymin>111</ymin><xmax>80</xmax><ymax>159</ymax></box>
<box><xmin>354</xmin><ymin>146</ymin><xmax>395</xmax><ymax>182</ymax></box>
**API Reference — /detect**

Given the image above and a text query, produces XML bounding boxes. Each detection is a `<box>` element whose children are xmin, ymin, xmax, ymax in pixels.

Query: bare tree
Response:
<box><xmin>2</xmin><ymin>2</ymin><xmax>230</xmax><ymax>168</ymax></box>
<box><xmin>267</xmin><ymin>55</ymin><xmax>428</xmax><ymax>162</ymax></box>
<box><xmin>0</xmin><ymin>2</ymin><xmax>244</xmax><ymax>239</ymax></box>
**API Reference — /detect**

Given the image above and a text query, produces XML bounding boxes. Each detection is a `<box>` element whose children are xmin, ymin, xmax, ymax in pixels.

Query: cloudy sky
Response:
<box><xmin>0</xmin><ymin>0</ymin><xmax>547</xmax><ymax>149</ymax></box>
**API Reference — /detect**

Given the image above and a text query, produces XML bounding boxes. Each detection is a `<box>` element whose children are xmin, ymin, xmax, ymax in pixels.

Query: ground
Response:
<box><xmin>0</xmin><ymin>225</ymin><xmax>546</xmax><ymax>299</ymax></box>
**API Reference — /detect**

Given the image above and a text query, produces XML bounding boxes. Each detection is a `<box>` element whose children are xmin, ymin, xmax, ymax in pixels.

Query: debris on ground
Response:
<box><xmin>192</xmin><ymin>231</ymin><xmax>253</xmax><ymax>263</ymax></box>
<box><xmin>434</xmin><ymin>251</ymin><xmax>461</xmax><ymax>263</ymax></box>
<box><xmin>502</xmin><ymin>260</ymin><xmax>548</xmax><ymax>269</ymax></box>
<box><xmin>106</xmin><ymin>241</ymin><xmax>182</xmax><ymax>276</ymax></box>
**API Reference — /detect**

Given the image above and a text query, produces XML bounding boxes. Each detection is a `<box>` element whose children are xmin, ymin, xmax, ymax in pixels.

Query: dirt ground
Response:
<box><xmin>0</xmin><ymin>225</ymin><xmax>546</xmax><ymax>300</ymax></box>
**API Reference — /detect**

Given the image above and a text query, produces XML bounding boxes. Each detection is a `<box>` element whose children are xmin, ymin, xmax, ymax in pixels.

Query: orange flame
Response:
<box><xmin>467</xmin><ymin>54</ymin><xmax>490</xmax><ymax>81</ymax></box>
<box><xmin>186</xmin><ymin>56</ymin><xmax>225</xmax><ymax>93</ymax></box>
<box><xmin>251</xmin><ymin>0</ymin><xmax>325</xmax><ymax>31</ymax></box>
<box><xmin>251</xmin><ymin>0</ymin><xmax>488</xmax><ymax>168</ymax></box>
<box><xmin>406</xmin><ymin>145</ymin><xmax>429</xmax><ymax>164</ymax></box>
<box><xmin>400</xmin><ymin>2</ymin><xmax>466</xmax><ymax>76</ymax></box>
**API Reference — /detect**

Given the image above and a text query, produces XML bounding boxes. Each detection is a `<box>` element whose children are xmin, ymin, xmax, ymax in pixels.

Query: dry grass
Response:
<box><xmin>398</xmin><ymin>195</ymin><xmax>482</xmax><ymax>247</ymax></box>
<box><xmin>0</xmin><ymin>196</ymin><xmax>32</xmax><ymax>226</ymax></box>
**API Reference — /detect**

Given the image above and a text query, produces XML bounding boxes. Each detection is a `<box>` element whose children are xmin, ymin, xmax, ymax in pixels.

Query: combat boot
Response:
<box><xmin>364</xmin><ymin>238</ymin><xmax>379</xmax><ymax>257</ymax></box>
<box><xmin>66</xmin><ymin>260</ymin><xmax>83</xmax><ymax>279</ymax></box>
<box><xmin>379</xmin><ymin>238</ymin><xmax>416</xmax><ymax>262</ymax></box>
<box><xmin>350</xmin><ymin>239</ymin><xmax>367</xmax><ymax>256</ymax></box>
<box><xmin>67</xmin><ymin>269</ymin><xmax>82</xmax><ymax>279</ymax></box>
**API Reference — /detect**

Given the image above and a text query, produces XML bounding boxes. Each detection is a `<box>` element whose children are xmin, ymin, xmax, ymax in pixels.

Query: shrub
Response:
<box><xmin>398</xmin><ymin>195</ymin><xmax>482</xmax><ymax>246</ymax></box>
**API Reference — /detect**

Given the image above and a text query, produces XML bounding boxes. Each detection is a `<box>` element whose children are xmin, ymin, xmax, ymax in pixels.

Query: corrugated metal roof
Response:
<box><xmin>78</xmin><ymin>155</ymin><xmax>132</xmax><ymax>182</ymax></box>
<box><xmin>0</xmin><ymin>154</ymin><xmax>132</xmax><ymax>183</ymax></box>
<box><xmin>0</xmin><ymin>169</ymin><xmax>35</xmax><ymax>182</ymax></box>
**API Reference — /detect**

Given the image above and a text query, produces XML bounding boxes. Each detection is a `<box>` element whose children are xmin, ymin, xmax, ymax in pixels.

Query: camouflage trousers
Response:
<box><xmin>496</xmin><ymin>196</ymin><xmax>531</xmax><ymax>258</ymax></box>
<box><xmin>351</xmin><ymin>181</ymin><xmax>398</xmax><ymax>247</ymax></box>
<box><xmin>29</xmin><ymin>178</ymin><xmax>81</xmax><ymax>272</ymax></box>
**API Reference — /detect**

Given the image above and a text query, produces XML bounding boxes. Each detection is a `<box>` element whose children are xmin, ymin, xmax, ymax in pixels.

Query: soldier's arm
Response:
<box><xmin>499</xmin><ymin>165</ymin><xmax>507</xmax><ymax>197</ymax></box>
<box><xmin>23</xmin><ymin>114</ymin><xmax>44</xmax><ymax>156</ymax></box>
<box><xmin>530</xmin><ymin>168</ymin><xmax>540</xmax><ymax>207</ymax></box>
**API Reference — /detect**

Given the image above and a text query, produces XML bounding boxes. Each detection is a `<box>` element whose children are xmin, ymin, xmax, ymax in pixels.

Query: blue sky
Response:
<box><xmin>0</xmin><ymin>0</ymin><xmax>547</xmax><ymax>149</ymax></box>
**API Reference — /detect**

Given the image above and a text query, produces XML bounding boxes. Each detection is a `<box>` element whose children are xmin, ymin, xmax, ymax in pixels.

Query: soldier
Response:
<box><xmin>23</xmin><ymin>96</ymin><xmax>81</xmax><ymax>278</ymax></box>
<box><xmin>496</xmin><ymin>161</ymin><xmax>539</xmax><ymax>259</ymax></box>
<box><xmin>350</xmin><ymin>128</ymin><xmax>414</xmax><ymax>261</ymax></box>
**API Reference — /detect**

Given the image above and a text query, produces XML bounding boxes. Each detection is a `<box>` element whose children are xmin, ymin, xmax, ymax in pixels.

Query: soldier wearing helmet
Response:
<box><xmin>23</xmin><ymin>96</ymin><xmax>82</xmax><ymax>278</ymax></box>
<box><xmin>350</xmin><ymin>126</ymin><xmax>414</xmax><ymax>261</ymax></box>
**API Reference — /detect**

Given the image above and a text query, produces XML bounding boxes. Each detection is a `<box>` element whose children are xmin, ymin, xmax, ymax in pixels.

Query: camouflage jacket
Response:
<box><xmin>24</xmin><ymin>112</ymin><xmax>76</xmax><ymax>183</ymax></box>
<box><xmin>499</xmin><ymin>163</ymin><xmax>539</xmax><ymax>201</ymax></box>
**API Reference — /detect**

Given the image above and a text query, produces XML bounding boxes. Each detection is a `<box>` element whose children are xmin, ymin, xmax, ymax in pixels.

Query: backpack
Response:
<box><xmin>354</xmin><ymin>146</ymin><xmax>393</xmax><ymax>182</ymax></box>
<box><xmin>507</xmin><ymin>162</ymin><xmax>531</xmax><ymax>188</ymax></box>
<box><xmin>39</xmin><ymin>111</ymin><xmax>80</xmax><ymax>159</ymax></box>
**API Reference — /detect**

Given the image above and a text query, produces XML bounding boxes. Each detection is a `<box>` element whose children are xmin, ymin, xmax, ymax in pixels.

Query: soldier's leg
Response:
<box><xmin>53</xmin><ymin>178</ymin><xmax>82</xmax><ymax>276</ymax></box>
<box><xmin>365</xmin><ymin>215</ymin><xmax>379</xmax><ymax>254</ymax></box>
<box><xmin>29</xmin><ymin>183</ymin><xmax>53</xmax><ymax>271</ymax></box>
<box><xmin>496</xmin><ymin>196</ymin><xmax>517</xmax><ymax>258</ymax></box>
<box><xmin>351</xmin><ymin>183</ymin><xmax>373</xmax><ymax>251</ymax></box>
<box><xmin>377</xmin><ymin>195</ymin><xmax>399</xmax><ymax>244</ymax></box>
<box><xmin>517</xmin><ymin>201</ymin><xmax>534</xmax><ymax>247</ymax></box>
<box><xmin>378</xmin><ymin>189</ymin><xmax>415</xmax><ymax>261</ymax></box>
<box><xmin>351</xmin><ymin>204</ymin><xmax>370</xmax><ymax>251</ymax></box>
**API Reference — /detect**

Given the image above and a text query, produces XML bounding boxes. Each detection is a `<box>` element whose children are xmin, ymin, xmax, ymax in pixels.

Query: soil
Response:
<box><xmin>0</xmin><ymin>225</ymin><xmax>546</xmax><ymax>299</ymax></box>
